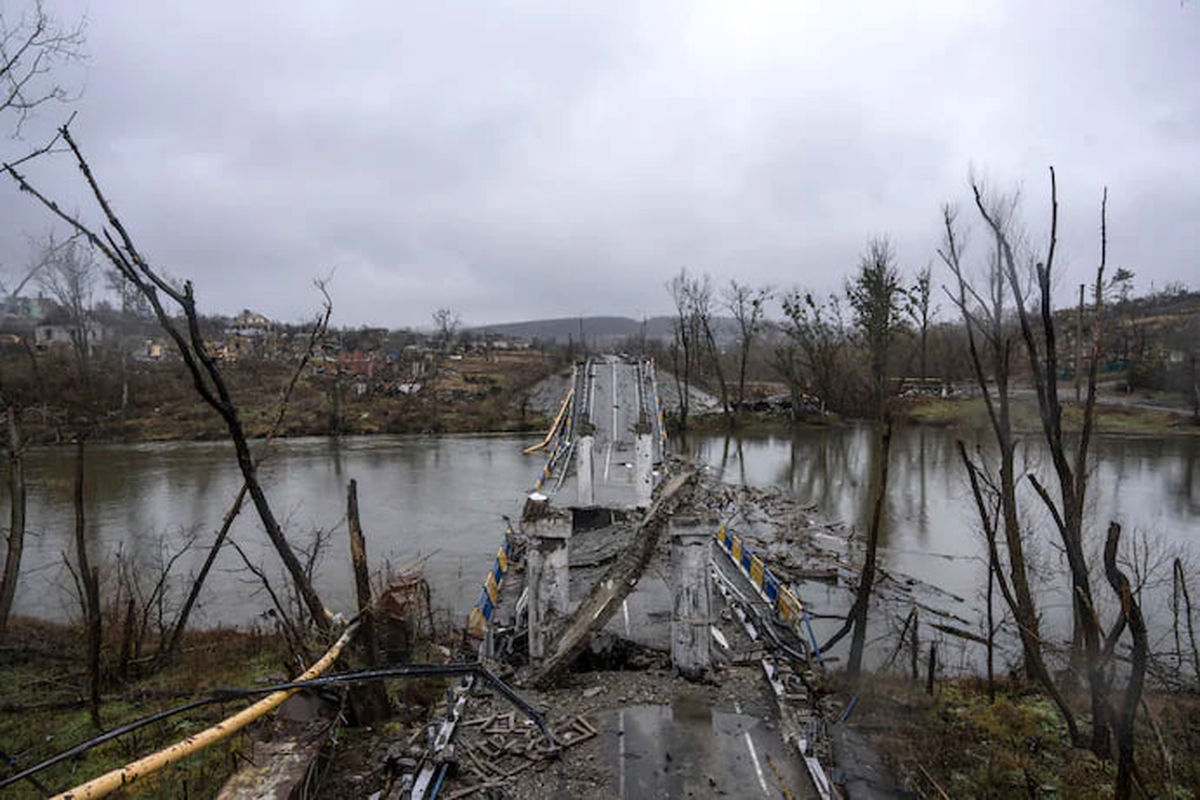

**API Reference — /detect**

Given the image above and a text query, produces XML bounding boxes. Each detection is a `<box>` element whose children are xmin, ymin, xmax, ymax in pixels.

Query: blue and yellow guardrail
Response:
<box><xmin>532</xmin><ymin>385</ymin><xmax>575</xmax><ymax>491</ymax></box>
<box><xmin>714</xmin><ymin>525</ymin><xmax>805</xmax><ymax>630</ymax></box>
<box><xmin>467</xmin><ymin>525</ymin><xmax>515</xmax><ymax>636</ymax></box>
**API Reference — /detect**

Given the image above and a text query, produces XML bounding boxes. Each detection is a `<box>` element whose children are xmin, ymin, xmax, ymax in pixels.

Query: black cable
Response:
<box><xmin>0</xmin><ymin>661</ymin><xmax>551</xmax><ymax>791</ymax></box>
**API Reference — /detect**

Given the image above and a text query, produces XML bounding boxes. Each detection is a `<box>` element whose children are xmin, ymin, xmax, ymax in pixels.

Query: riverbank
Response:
<box><xmin>9</xmin><ymin>350</ymin><xmax>563</xmax><ymax>445</ymax></box>
<box><xmin>675</xmin><ymin>395</ymin><xmax>1200</xmax><ymax>437</ymax></box>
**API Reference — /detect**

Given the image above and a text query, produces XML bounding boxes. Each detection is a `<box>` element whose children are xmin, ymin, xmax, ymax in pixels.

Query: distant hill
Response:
<box><xmin>471</xmin><ymin>315</ymin><xmax>740</xmax><ymax>345</ymax></box>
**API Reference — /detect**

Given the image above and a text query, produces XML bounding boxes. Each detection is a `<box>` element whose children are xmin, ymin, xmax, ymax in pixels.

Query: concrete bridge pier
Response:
<box><xmin>635</xmin><ymin>432</ymin><xmax>653</xmax><ymax>508</ymax></box>
<box><xmin>522</xmin><ymin>495</ymin><xmax>572</xmax><ymax>661</ymax></box>
<box><xmin>576</xmin><ymin>434</ymin><xmax>595</xmax><ymax>506</ymax></box>
<box><xmin>670</xmin><ymin>514</ymin><xmax>713</xmax><ymax>681</ymax></box>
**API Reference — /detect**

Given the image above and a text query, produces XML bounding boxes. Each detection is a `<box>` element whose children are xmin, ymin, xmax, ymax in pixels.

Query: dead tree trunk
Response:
<box><xmin>987</xmin><ymin>536</ymin><xmax>996</xmax><ymax>704</ymax></box>
<box><xmin>73</xmin><ymin>441</ymin><xmax>102</xmax><ymax>728</ymax></box>
<box><xmin>926</xmin><ymin>642</ymin><xmax>936</xmax><ymax>695</ymax></box>
<box><xmin>1104</xmin><ymin>522</ymin><xmax>1147</xmax><ymax>800</ymax></box>
<box><xmin>0</xmin><ymin>407</ymin><xmax>26</xmax><ymax>634</ymax></box>
<box><xmin>959</xmin><ymin>440</ymin><xmax>1081</xmax><ymax>743</ymax></box>
<box><xmin>163</xmin><ymin>301</ymin><xmax>330</xmax><ymax>660</ymax></box>
<box><xmin>346</xmin><ymin>479</ymin><xmax>388</xmax><ymax>722</ymax></box>
<box><xmin>162</xmin><ymin>484</ymin><xmax>247</xmax><ymax>659</ymax></box>
<box><xmin>941</xmin><ymin>206</ymin><xmax>1043</xmax><ymax>680</ymax></box>
<box><xmin>1173</xmin><ymin>559</ymin><xmax>1199</xmax><ymax>683</ymax></box>
<box><xmin>910</xmin><ymin>609</ymin><xmax>919</xmax><ymax>682</ymax></box>
<box><xmin>847</xmin><ymin>424</ymin><xmax>892</xmax><ymax>680</ymax></box>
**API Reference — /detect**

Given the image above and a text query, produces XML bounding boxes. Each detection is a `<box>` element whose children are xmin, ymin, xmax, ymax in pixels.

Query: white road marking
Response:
<box><xmin>733</xmin><ymin>702</ymin><xmax>769</xmax><ymax>796</ymax></box>
<box><xmin>618</xmin><ymin>709</ymin><xmax>627</xmax><ymax>799</ymax></box>
<box><xmin>622</xmin><ymin>598</ymin><xmax>631</xmax><ymax>635</ymax></box>
<box><xmin>611</xmin><ymin>360</ymin><xmax>618</xmax><ymax>437</ymax></box>
<box><xmin>743</xmin><ymin>730</ymin><xmax>769</xmax><ymax>796</ymax></box>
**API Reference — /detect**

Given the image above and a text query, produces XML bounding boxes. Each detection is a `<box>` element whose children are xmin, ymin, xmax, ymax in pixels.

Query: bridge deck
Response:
<box><xmin>551</xmin><ymin>355</ymin><xmax>664</xmax><ymax>507</ymax></box>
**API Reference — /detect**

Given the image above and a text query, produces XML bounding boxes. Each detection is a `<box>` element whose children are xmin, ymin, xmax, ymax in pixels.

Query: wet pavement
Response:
<box><xmin>553</xmin><ymin>355</ymin><xmax>664</xmax><ymax>509</ymax></box>
<box><xmin>609</xmin><ymin>688</ymin><xmax>814</xmax><ymax>798</ymax></box>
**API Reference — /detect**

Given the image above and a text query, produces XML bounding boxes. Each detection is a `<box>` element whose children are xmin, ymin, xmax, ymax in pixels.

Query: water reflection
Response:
<box><xmin>6</xmin><ymin>435</ymin><xmax>538</xmax><ymax>626</ymax></box>
<box><xmin>685</xmin><ymin>425</ymin><xmax>1200</xmax><ymax>660</ymax></box>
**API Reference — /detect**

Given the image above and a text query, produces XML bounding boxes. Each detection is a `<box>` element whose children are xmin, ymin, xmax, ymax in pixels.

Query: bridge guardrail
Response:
<box><xmin>714</xmin><ymin>525</ymin><xmax>818</xmax><ymax>654</ymax></box>
<box><xmin>467</xmin><ymin>523</ymin><xmax>515</xmax><ymax>636</ymax></box>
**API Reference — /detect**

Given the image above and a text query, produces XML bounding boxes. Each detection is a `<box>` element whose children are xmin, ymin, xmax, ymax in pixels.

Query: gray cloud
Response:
<box><xmin>1</xmin><ymin>0</ymin><xmax>1196</xmax><ymax>327</ymax></box>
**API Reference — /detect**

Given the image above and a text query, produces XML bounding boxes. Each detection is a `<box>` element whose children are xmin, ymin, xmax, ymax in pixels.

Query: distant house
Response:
<box><xmin>227</xmin><ymin>309</ymin><xmax>273</xmax><ymax>337</ymax></box>
<box><xmin>1</xmin><ymin>295</ymin><xmax>52</xmax><ymax>322</ymax></box>
<box><xmin>134</xmin><ymin>338</ymin><xmax>168</xmax><ymax>361</ymax></box>
<box><xmin>221</xmin><ymin>309</ymin><xmax>279</xmax><ymax>359</ymax></box>
<box><xmin>34</xmin><ymin>317</ymin><xmax>109</xmax><ymax>353</ymax></box>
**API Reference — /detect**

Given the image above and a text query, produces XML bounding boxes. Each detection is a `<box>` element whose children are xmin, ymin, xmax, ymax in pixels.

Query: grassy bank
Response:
<box><xmin>898</xmin><ymin>396</ymin><xmax>1200</xmax><ymax>436</ymax></box>
<box><xmin>10</xmin><ymin>350</ymin><xmax>562</xmax><ymax>445</ymax></box>
<box><xmin>0</xmin><ymin>619</ymin><xmax>293</xmax><ymax>798</ymax></box>
<box><xmin>849</xmin><ymin>676</ymin><xmax>1200</xmax><ymax>798</ymax></box>
<box><xmin>673</xmin><ymin>397</ymin><xmax>1199</xmax><ymax>438</ymax></box>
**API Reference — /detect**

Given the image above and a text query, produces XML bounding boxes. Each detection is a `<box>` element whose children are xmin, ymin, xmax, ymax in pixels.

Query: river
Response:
<box><xmin>684</xmin><ymin>425</ymin><xmax>1200</xmax><ymax>671</ymax></box>
<box><xmin>5</xmin><ymin>435</ymin><xmax>536</xmax><ymax>627</ymax></box>
<box><xmin>5</xmin><ymin>428</ymin><xmax>1198</xmax><ymax>667</ymax></box>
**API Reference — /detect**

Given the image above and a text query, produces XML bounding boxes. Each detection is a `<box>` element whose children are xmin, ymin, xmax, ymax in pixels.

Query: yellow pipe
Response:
<box><xmin>522</xmin><ymin>384</ymin><xmax>574</xmax><ymax>454</ymax></box>
<box><xmin>53</xmin><ymin>621</ymin><xmax>360</xmax><ymax>800</ymax></box>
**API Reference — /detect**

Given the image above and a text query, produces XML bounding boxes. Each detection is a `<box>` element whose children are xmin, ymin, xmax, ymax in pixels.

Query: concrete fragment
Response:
<box><xmin>523</xmin><ymin>497</ymin><xmax>571</xmax><ymax>660</ymax></box>
<box><xmin>670</xmin><ymin>514</ymin><xmax>713</xmax><ymax>681</ymax></box>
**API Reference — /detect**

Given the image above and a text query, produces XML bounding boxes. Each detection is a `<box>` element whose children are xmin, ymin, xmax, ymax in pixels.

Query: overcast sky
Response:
<box><xmin>0</xmin><ymin>1</ymin><xmax>1197</xmax><ymax>328</ymax></box>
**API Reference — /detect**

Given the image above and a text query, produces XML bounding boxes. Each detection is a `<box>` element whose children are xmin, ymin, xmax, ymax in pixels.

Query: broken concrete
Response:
<box><xmin>669</xmin><ymin>514</ymin><xmax>713</xmax><ymax>681</ymax></box>
<box><xmin>525</xmin><ymin>469</ymin><xmax>697</xmax><ymax>688</ymax></box>
<box><xmin>523</xmin><ymin>496</ymin><xmax>572</xmax><ymax>661</ymax></box>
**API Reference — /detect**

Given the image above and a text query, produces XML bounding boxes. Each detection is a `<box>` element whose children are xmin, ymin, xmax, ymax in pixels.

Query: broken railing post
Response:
<box><xmin>670</xmin><ymin>514</ymin><xmax>713</xmax><ymax>681</ymax></box>
<box><xmin>576</xmin><ymin>434</ymin><xmax>595</xmax><ymax>506</ymax></box>
<box><xmin>522</xmin><ymin>493</ymin><xmax>571</xmax><ymax>661</ymax></box>
<box><xmin>635</xmin><ymin>431</ymin><xmax>653</xmax><ymax>508</ymax></box>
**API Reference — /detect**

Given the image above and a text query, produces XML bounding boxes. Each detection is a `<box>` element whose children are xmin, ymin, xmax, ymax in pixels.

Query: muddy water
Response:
<box><xmin>686</xmin><ymin>426</ymin><xmax>1200</xmax><ymax>672</ymax></box>
<box><xmin>5</xmin><ymin>435</ymin><xmax>538</xmax><ymax>626</ymax></box>
<box><xmin>7</xmin><ymin>426</ymin><xmax>1198</xmax><ymax>663</ymax></box>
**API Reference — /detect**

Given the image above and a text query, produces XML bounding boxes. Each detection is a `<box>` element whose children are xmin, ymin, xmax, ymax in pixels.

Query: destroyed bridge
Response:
<box><xmin>450</xmin><ymin>355</ymin><xmax>835</xmax><ymax>799</ymax></box>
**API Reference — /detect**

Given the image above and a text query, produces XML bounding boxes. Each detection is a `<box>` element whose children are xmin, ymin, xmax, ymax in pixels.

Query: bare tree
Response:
<box><xmin>974</xmin><ymin>170</ymin><xmax>1112</xmax><ymax>753</ymax></box>
<box><xmin>940</xmin><ymin>197</ymin><xmax>1054</xmax><ymax>696</ymax></box>
<box><xmin>945</xmin><ymin>170</ymin><xmax>1132</xmax><ymax>759</ymax></box>
<box><xmin>846</xmin><ymin>237</ymin><xmax>903</xmax><ymax>418</ymax></box>
<box><xmin>432</xmin><ymin>306</ymin><xmax>460</xmax><ymax>353</ymax></box>
<box><xmin>683</xmin><ymin>272</ymin><xmax>732</xmax><ymax>424</ymax></box>
<box><xmin>0</xmin><ymin>0</ymin><xmax>85</xmax><ymax>136</ymax></box>
<box><xmin>667</xmin><ymin>269</ymin><xmax>700</xmax><ymax>429</ymax></box>
<box><xmin>724</xmin><ymin>280</ymin><xmax>771</xmax><ymax>423</ymax></box>
<box><xmin>160</xmin><ymin>289</ymin><xmax>332</xmax><ymax>662</ymax></box>
<box><xmin>37</xmin><ymin>234</ymin><xmax>98</xmax><ymax>384</ymax></box>
<box><xmin>778</xmin><ymin>290</ymin><xmax>846</xmax><ymax>413</ymax></box>
<box><xmin>906</xmin><ymin>262</ymin><xmax>936</xmax><ymax>380</ymax></box>
<box><xmin>4</xmin><ymin>125</ymin><xmax>331</xmax><ymax>632</ymax></box>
